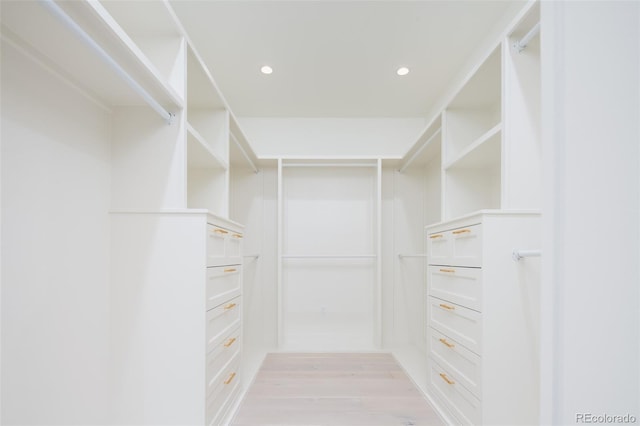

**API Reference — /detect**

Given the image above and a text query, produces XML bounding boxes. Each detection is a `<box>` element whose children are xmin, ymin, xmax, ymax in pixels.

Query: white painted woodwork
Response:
<box><xmin>206</xmin><ymin>326</ymin><xmax>242</xmax><ymax>392</ymax></box>
<box><xmin>1</xmin><ymin>37</ymin><xmax>111</xmax><ymax>425</ymax></box>
<box><xmin>428</xmin><ymin>296</ymin><xmax>482</xmax><ymax>355</ymax></box>
<box><xmin>280</xmin><ymin>163</ymin><xmax>379</xmax><ymax>351</ymax></box>
<box><xmin>428</xmin><ymin>266</ymin><xmax>482</xmax><ymax>312</ymax></box>
<box><xmin>0</xmin><ymin>0</ymin><xmax>183</xmax><ymax>110</ymax></box>
<box><xmin>110</xmin><ymin>212</ymin><xmax>244</xmax><ymax>425</ymax></box>
<box><xmin>428</xmin><ymin>328</ymin><xmax>482</xmax><ymax>399</ymax></box>
<box><xmin>540</xmin><ymin>1</ymin><xmax>639</xmax><ymax>423</ymax></box>
<box><xmin>429</xmin><ymin>360</ymin><xmax>481</xmax><ymax>425</ymax></box>
<box><xmin>502</xmin><ymin>3</ymin><xmax>541</xmax><ymax>210</ymax></box>
<box><xmin>206</xmin><ymin>267</ymin><xmax>242</xmax><ymax>311</ymax></box>
<box><xmin>426</xmin><ymin>211</ymin><xmax>541</xmax><ymax>425</ymax></box>
<box><xmin>206</xmin><ymin>353</ymin><xmax>242</xmax><ymax>426</ymax></box>
<box><xmin>3</xmin><ymin>1</ymin><xmax>638</xmax><ymax>425</ymax></box>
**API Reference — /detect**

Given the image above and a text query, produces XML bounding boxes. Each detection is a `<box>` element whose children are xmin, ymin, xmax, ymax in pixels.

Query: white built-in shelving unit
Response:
<box><xmin>392</xmin><ymin>3</ymin><xmax>542</xmax><ymax>424</ymax></box>
<box><xmin>276</xmin><ymin>158</ymin><xmax>383</xmax><ymax>351</ymax></box>
<box><xmin>1</xmin><ymin>1</ymin><xmax>259</xmax><ymax>424</ymax></box>
<box><xmin>397</xmin><ymin>3</ymin><xmax>540</xmax><ymax>226</ymax></box>
<box><xmin>186</xmin><ymin>46</ymin><xmax>230</xmax><ymax>216</ymax></box>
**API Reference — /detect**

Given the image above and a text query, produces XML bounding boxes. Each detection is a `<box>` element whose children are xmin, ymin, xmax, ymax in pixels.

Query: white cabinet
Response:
<box><xmin>426</xmin><ymin>211</ymin><xmax>540</xmax><ymax>425</ymax></box>
<box><xmin>110</xmin><ymin>211</ymin><xmax>244</xmax><ymax>425</ymax></box>
<box><xmin>205</xmin><ymin>217</ymin><xmax>244</xmax><ymax>425</ymax></box>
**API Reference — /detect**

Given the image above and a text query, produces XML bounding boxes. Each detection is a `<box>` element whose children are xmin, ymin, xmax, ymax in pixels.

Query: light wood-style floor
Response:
<box><xmin>230</xmin><ymin>353</ymin><xmax>444</xmax><ymax>425</ymax></box>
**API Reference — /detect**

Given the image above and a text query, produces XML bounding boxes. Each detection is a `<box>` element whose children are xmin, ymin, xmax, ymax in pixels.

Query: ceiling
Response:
<box><xmin>169</xmin><ymin>1</ymin><xmax>525</xmax><ymax>118</ymax></box>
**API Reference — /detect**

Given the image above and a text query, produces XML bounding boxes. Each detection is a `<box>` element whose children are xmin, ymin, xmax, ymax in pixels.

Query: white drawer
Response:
<box><xmin>206</xmin><ymin>354</ymin><xmax>241</xmax><ymax>426</ymax></box>
<box><xmin>429</xmin><ymin>265</ymin><xmax>482</xmax><ymax>312</ymax></box>
<box><xmin>206</xmin><ymin>296</ymin><xmax>241</xmax><ymax>354</ymax></box>
<box><xmin>429</xmin><ymin>296</ymin><xmax>481</xmax><ymax>355</ymax></box>
<box><xmin>430</xmin><ymin>360</ymin><xmax>481</xmax><ymax>425</ymax></box>
<box><xmin>428</xmin><ymin>230</ymin><xmax>452</xmax><ymax>265</ymax></box>
<box><xmin>428</xmin><ymin>224</ymin><xmax>482</xmax><ymax>267</ymax></box>
<box><xmin>206</xmin><ymin>266</ymin><xmax>241</xmax><ymax>311</ymax></box>
<box><xmin>428</xmin><ymin>327</ymin><xmax>481</xmax><ymax>399</ymax></box>
<box><xmin>206</xmin><ymin>326</ymin><xmax>241</xmax><ymax>397</ymax></box>
<box><xmin>227</xmin><ymin>232</ymin><xmax>243</xmax><ymax>258</ymax></box>
<box><xmin>207</xmin><ymin>225</ymin><xmax>228</xmax><ymax>264</ymax></box>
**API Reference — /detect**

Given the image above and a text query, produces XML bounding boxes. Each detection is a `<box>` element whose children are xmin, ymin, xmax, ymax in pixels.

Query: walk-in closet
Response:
<box><xmin>2</xmin><ymin>1</ymin><xmax>638</xmax><ymax>425</ymax></box>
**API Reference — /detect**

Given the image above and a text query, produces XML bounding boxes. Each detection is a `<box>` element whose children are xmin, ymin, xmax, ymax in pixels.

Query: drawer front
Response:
<box><xmin>206</xmin><ymin>266</ymin><xmax>242</xmax><ymax>311</ymax></box>
<box><xmin>428</xmin><ymin>296</ymin><xmax>481</xmax><ymax>355</ymax></box>
<box><xmin>428</xmin><ymin>327</ymin><xmax>482</xmax><ymax>399</ymax></box>
<box><xmin>450</xmin><ymin>224</ymin><xmax>482</xmax><ymax>267</ymax></box>
<box><xmin>206</xmin><ymin>296</ymin><xmax>241</xmax><ymax>354</ymax></box>
<box><xmin>430</xmin><ymin>360</ymin><xmax>481</xmax><ymax>425</ymax></box>
<box><xmin>226</xmin><ymin>232</ymin><xmax>243</xmax><ymax>258</ymax></box>
<box><xmin>428</xmin><ymin>266</ymin><xmax>482</xmax><ymax>311</ymax></box>
<box><xmin>207</xmin><ymin>225</ymin><xmax>228</xmax><ymax>265</ymax></box>
<box><xmin>206</xmin><ymin>327</ymin><xmax>241</xmax><ymax>397</ymax></box>
<box><xmin>206</xmin><ymin>354</ymin><xmax>241</xmax><ymax>426</ymax></box>
<box><xmin>428</xmin><ymin>230</ymin><xmax>452</xmax><ymax>265</ymax></box>
<box><xmin>428</xmin><ymin>224</ymin><xmax>482</xmax><ymax>267</ymax></box>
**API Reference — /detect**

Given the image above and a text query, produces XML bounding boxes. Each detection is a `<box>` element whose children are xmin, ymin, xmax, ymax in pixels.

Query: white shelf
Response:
<box><xmin>89</xmin><ymin>0</ymin><xmax>185</xmax><ymax>106</ymax></box>
<box><xmin>187</xmin><ymin>47</ymin><xmax>226</xmax><ymax>109</ymax></box>
<box><xmin>187</xmin><ymin>123</ymin><xmax>228</xmax><ymax>169</ymax></box>
<box><xmin>398</xmin><ymin>115</ymin><xmax>442</xmax><ymax>172</ymax></box>
<box><xmin>230</xmin><ymin>115</ymin><xmax>259</xmax><ymax>172</ymax></box>
<box><xmin>0</xmin><ymin>1</ymin><xmax>183</xmax><ymax>111</ymax></box>
<box><xmin>445</xmin><ymin>123</ymin><xmax>502</xmax><ymax>170</ymax></box>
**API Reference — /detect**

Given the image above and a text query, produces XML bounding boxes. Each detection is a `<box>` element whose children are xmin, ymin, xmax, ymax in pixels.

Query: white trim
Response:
<box><xmin>276</xmin><ymin>159</ymin><xmax>283</xmax><ymax>348</ymax></box>
<box><xmin>376</xmin><ymin>158</ymin><xmax>383</xmax><ymax>349</ymax></box>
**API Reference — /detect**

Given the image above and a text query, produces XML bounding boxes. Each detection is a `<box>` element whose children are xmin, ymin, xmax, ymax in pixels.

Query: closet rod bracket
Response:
<box><xmin>512</xmin><ymin>249</ymin><xmax>541</xmax><ymax>261</ymax></box>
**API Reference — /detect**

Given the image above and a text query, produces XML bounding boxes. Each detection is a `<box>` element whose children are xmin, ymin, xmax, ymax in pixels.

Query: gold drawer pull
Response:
<box><xmin>439</xmin><ymin>338</ymin><xmax>455</xmax><ymax>348</ymax></box>
<box><xmin>224</xmin><ymin>372</ymin><xmax>236</xmax><ymax>385</ymax></box>
<box><xmin>232</xmin><ymin>233</ymin><xmax>243</xmax><ymax>239</ymax></box>
<box><xmin>429</xmin><ymin>234</ymin><xmax>443</xmax><ymax>239</ymax></box>
<box><xmin>224</xmin><ymin>337</ymin><xmax>237</xmax><ymax>347</ymax></box>
<box><xmin>224</xmin><ymin>303</ymin><xmax>237</xmax><ymax>310</ymax></box>
<box><xmin>452</xmin><ymin>229</ymin><xmax>471</xmax><ymax>235</ymax></box>
<box><xmin>224</xmin><ymin>268</ymin><xmax>237</xmax><ymax>273</ymax></box>
<box><xmin>213</xmin><ymin>228</ymin><xmax>229</xmax><ymax>235</ymax></box>
<box><xmin>439</xmin><ymin>268</ymin><xmax>455</xmax><ymax>273</ymax></box>
<box><xmin>439</xmin><ymin>373</ymin><xmax>455</xmax><ymax>385</ymax></box>
<box><xmin>439</xmin><ymin>303</ymin><xmax>455</xmax><ymax>310</ymax></box>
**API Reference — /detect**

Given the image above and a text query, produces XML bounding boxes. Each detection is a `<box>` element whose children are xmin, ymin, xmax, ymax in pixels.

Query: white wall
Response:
<box><xmin>541</xmin><ymin>2</ymin><xmax>639</xmax><ymax>424</ymax></box>
<box><xmin>1</xmin><ymin>41</ymin><xmax>111</xmax><ymax>424</ymax></box>
<box><xmin>238</xmin><ymin>118</ymin><xmax>426</xmax><ymax>158</ymax></box>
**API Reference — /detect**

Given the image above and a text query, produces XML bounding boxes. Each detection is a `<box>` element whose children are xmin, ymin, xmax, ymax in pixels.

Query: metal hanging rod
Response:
<box><xmin>39</xmin><ymin>0</ymin><xmax>174</xmax><ymax>124</ymax></box>
<box><xmin>512</xmin><ymin>249</ymin><xmax>541</xmax><ymax>261</ymax></box>
<box><xmin>282</xmin><ymin>163</ymin><xmax>378</xmax><ymax>168</ymax></box>
<box><xmin>399</xmin><ymin>128</ymin><xmax>442</xmax><ymax>173</ymax></box>
<box><xmin>398</xmin><ymin>254</ymin><xmax>428</xmax><ymax>259</ymax></box>
<box><xmin>282</xmin><ymin>254</ymin><xmax>376</xmax><ymax>259</ymax></box>
<box><xmin>243</xmin><ymin>254</ymin><xmax>260</xmax><ymax>261</ymax></box>
<box><xmin>514</xmin><ymin>22</ymin><xmax>540</xmax><ymax>53</ymax></box>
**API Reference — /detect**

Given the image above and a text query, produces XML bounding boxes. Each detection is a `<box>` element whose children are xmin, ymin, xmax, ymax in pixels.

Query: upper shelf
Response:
<box><xmin>0</xmin><ymin>0</ymin><xmax>184</xmax><ymax>112</ymax></box>
<box><xmin>187</xmin><ymin>46</ymin><xmax>226</xmax><ymax>110</ymax></box>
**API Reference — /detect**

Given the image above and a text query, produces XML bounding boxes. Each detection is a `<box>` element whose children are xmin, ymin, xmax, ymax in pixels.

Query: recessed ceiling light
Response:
<box><xmin>396</xmin><ymin>67</ymin><xmax>409</xmax><ymax>76</ymax></box>
<box><xmin>261</xmin><ymin>65</ymin><xmax>273</xmax><ymax>75</ymax></box>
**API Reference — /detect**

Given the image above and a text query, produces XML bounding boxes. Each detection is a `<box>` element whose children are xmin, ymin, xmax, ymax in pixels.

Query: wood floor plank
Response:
<box><xmin>230</xmin><ymin>353</ymin><xmax>444</xmax><ymax>425</ymax></box>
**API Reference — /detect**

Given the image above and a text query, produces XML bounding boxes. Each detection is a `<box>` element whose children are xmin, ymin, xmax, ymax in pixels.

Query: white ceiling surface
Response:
<box><xmin>169</xmin><ymin>0</ymin><xmax>524</xmax><ymax>118</ymax></box>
